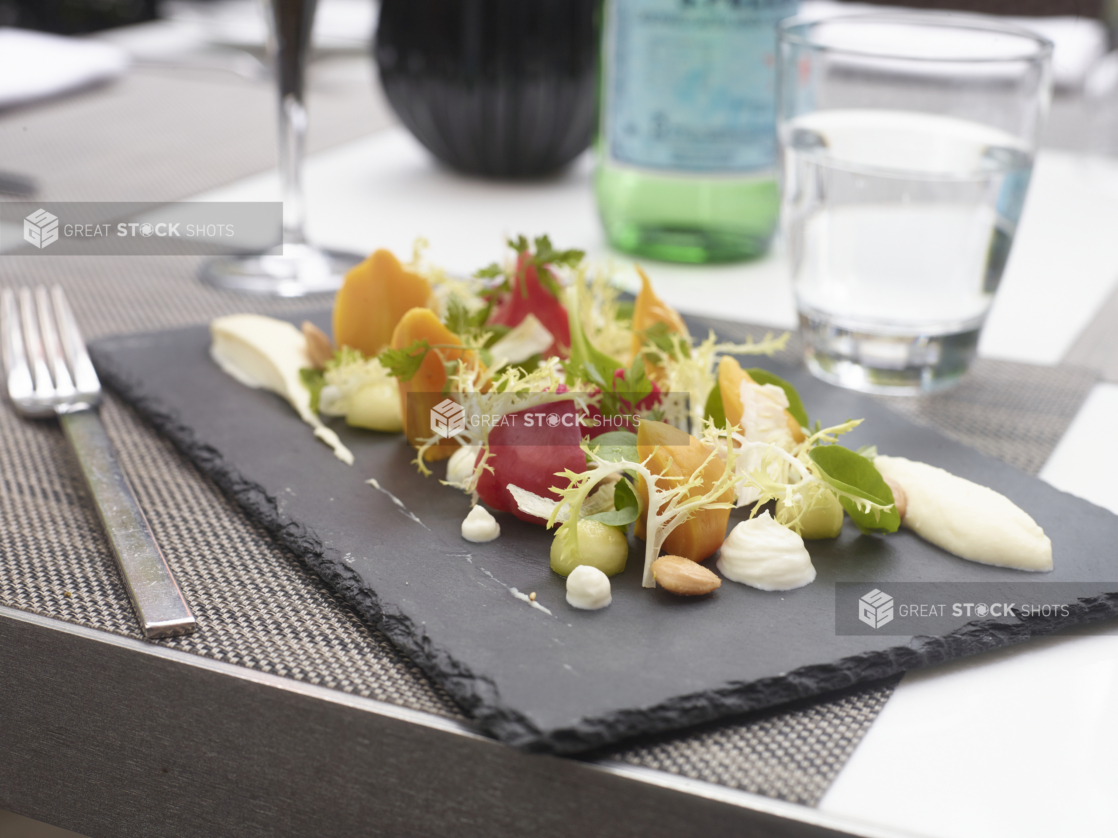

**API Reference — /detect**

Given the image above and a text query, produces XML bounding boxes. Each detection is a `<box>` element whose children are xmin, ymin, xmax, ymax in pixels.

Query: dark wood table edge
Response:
<box><xmin>0</xmin><ymin>605</ymin><xmax>918</xmax><ymax>838</ymax></box>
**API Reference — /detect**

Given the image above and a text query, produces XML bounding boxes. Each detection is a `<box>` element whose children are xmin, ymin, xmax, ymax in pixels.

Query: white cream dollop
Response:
<box><xmin>717</xmin><ymin>511</ymin><xmax>816</xmax><ymax>591</ymax></box>
<box><xmin>874</xmin><ymin>455</ymin><xmax>1052</xmax><ymax>571</ymax></box>
<box><xmin>446</xmin><ymin>444</ymin><xmax>480</xmax><ymax>488</ymax></box>
<box><xmin>461</xmin><ymin>505</ymin><xmax>500</xmax><ymax>543</ymax></box>
<box><xmin>566</xmin><ymin>565</ymin><xmax>612</xmax><ymax>610</ymax></box>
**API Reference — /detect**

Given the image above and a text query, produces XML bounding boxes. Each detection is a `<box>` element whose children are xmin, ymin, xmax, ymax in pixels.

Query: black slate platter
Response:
<box><xmin>89</xmin><ymin>312</ymin><xmax>1118</xmax><ymax>754</ymax></box>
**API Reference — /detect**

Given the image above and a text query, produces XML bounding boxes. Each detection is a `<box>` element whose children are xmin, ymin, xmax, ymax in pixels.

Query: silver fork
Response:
<box><xmin>1</xmin><ymin>286</ymin><xmax>196</xmax><ymax>639</ymax></box>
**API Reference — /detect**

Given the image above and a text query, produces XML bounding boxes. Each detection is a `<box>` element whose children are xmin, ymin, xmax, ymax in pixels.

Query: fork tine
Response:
<box><xmin>35</xmin><ymin>286</ymin><xmax>76</xmax><ymax>399</ymax></box>
<box><xmin>51</xmin><ymin>286</ymin><xmax>99</xmax><ymax>396</ymax></box>
<box><xmin>18</xmin><ymin>287</ymin><xmax>54</xmax><ymax>401</ymax></box>
<box><xmin>1</xmin><ymin>287</ymin><xmax>35</xmax><ymax>405</ymax></box>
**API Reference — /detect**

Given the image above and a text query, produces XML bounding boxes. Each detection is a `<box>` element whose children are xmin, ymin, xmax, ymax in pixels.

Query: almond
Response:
<box><xmin>302</xmin><ymin>320</ymin><xmax>335</xmax><ymax>369</ymax></box>
<box><xmin>651</xmin><ymin>554</ymin><xmax>721</xmax><ymax>596</ymax></box>
<box><xmin>884</xmin><ymin>477</ymin><xmax>907</xmax><ymax>521</ymax></box>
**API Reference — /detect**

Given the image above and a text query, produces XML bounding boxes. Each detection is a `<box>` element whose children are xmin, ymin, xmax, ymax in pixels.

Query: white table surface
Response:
<box><xmin>192</xmin><ymin>126</ymin><xmax>1118</xmax><ymax>838</ymax></box>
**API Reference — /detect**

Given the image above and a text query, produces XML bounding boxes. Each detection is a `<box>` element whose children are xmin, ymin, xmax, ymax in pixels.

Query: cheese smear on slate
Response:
<box><xmin>210</xmin><ymin>314</ymin><xmax>353</xmax><ymax>465</ymax></box>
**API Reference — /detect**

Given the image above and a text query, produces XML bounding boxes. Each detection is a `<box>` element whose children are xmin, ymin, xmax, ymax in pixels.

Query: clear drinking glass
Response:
<box><xmin>201</xmin><ymin>0</ymin><xmax>362</xmax><ymax>297</ymax></box>
<box><xmin>777</xmin><ymin>14</ymin><xmax>1052</xmax><ymax>393</ymax></box>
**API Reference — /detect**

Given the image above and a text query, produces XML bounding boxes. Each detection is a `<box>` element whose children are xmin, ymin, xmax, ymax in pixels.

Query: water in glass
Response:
<box><xmin>782</xmin><ymin>109</ymin><xmax>1033</xmax><ymax>392</ymax></box>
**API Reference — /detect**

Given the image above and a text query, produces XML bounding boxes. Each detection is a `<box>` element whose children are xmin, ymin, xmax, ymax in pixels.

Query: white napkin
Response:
<box><xmin>0</xmin><ymin>27</ymin><xmax>130</xmax><ymax>109</ymax></box>
<box><xmin>798</xmin><ymin>1</ymin><xmax>1108</xmax><ymax>89</ymax></box>
<box><xmin>162</xmin><ymin>0</ymin><xmax>377</xmax><ymax>51</ymax></box>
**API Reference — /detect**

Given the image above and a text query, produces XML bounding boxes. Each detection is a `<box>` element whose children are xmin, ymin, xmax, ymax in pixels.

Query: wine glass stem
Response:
<box><xmin>269</xmin><ymin>0</ymin><xmax>317</xmax><ymax>249</ymax></box>
<box><xmin>280</xmin><ymin>93</ymin><xmax>308</xmax><ymax>247</ymax></box>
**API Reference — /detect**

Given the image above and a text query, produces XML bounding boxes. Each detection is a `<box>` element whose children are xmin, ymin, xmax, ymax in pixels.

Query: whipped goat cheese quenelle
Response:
<box><xmin>874</xmin><ymin>455</ymin><xmax>1053</xmax><ymax>571</ymax></box>
<box><xmin>717</xmin><ymin>511</ymin><xmax>816</xmax><ymax>591</ymax></box>
<box><xmin>461</xmin><ymin>505</ymin><xmax>500</xmax><ymax>543</ymax></box>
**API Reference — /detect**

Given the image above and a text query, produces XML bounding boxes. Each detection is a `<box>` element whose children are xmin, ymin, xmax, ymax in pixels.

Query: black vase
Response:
<box><xmin>374</xmin><ymin>0</ymin><xmax>598</xmax><ymax>179</ymax></box>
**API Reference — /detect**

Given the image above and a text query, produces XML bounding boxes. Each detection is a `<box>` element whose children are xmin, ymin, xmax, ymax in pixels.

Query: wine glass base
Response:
<box><xmin>200</xmin><ymin>244</ymin><xmax>363</xmax><ymax>297</ymax></box>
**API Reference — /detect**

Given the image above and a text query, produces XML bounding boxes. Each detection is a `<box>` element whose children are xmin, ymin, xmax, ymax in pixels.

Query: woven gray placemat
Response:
<box><xmin>603</xmin><ymin>678</ymin><xmax>897</xmax><ymax>806</ymax></box>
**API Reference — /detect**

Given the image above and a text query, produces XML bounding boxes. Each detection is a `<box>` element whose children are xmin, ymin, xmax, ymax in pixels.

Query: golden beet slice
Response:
<box><xmin>718</xmin><ymin>355</ymin><xmax>751</xmax><ymax>432</ymax></box>
<box><xmin>630</xmin><ymin>265</ymin><xmax>689</xmax><ymax>364</ymax></box>
<box><xmin>717</xmin><ymin>355</ymin><xmax>805</xmax><ymax>443</ymax></box>
<box><xmin>333</xmin><ymin>249</ymin><xmax>431</xmax><ymax>357</ymax></box>
<box><xmin>390</xmin><ymin>307</ymin><xmax>473</xmax><ymax>461</ymax></box>
<box><xmin>634</xmin><ymin>419</ymin><xmax>732</xmax><ymax>561</ymax></box>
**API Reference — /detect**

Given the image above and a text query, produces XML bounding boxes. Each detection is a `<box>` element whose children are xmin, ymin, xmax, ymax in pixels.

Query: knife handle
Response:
<box><xmin>60</xmin><ymin>409</ymin><xmax>196</xmax><ymax>639</ymax></box>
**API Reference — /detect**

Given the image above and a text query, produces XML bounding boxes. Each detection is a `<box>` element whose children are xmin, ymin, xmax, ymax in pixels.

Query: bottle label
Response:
<box><xmin>603</xmin><ymin>0</ymin><xmax>796</xmax><ymax>174</ymax></box>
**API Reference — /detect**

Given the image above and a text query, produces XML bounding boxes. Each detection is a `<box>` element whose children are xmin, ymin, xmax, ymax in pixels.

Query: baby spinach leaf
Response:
<box><xmin>704</xmin><ymin>383</ymin><xmax>726</xmax><ymax>428</ymax></box>
<box><xmin>584</xmin><ymin>477</ymin><xmax>641</xmax><ymax>527</ymax></box>
<box><xmin>566</xmin><ymin>290</ymin><xmax>622</xmax><ymax>390</ymax></box>
<box><xmin>589</xmin><ymin>430</ymin><xmax>639</xmax><ymax>465</ymax></box>
<box><xmin>746</xmin><ymin>368</ymin><xmax>808</xmax><ymax>429</ymax></box>
<box><xmin>809</xmin><ymin>445</ymin><xmax>899</xmax><ymax>534</ymax></box>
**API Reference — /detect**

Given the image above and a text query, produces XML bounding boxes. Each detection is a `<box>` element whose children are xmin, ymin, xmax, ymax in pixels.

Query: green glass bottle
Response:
<box><xmin>594</xmin><ymin>0</ymin><xmax>796</xmax><ymax>264</ymax></box>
